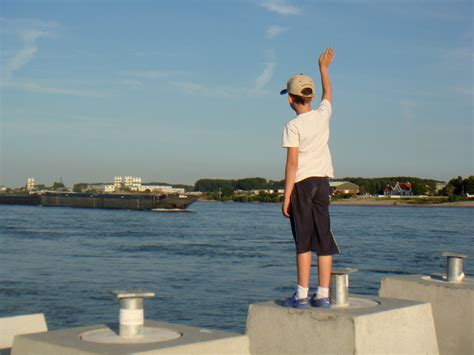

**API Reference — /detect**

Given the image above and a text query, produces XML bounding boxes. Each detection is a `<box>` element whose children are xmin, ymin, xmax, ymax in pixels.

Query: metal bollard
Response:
<box><xmin>442</xmin><ymin>252</ymin><xmax>467</xmax><ymax>283</ymax></box>
<box><xmin>330</xmin><ymin>268</ymin><xmax>358</xmax><ymax>307</ymax></box>
<box><xmin>111</xmin><ymin>289</ymin><xmax>155</xmax><ymax>338</ymax></box>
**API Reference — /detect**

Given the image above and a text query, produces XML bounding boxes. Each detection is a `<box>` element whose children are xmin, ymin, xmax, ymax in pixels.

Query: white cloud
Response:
<box><xmin>254</xmin><ymin>62</ymin><xmax>276</xmax><ymax>92</ymax></box>
<box><xmin>2</xmin><ymin>20</ymin><xmax>58</xmax><ymax>81</ymax></box>
<box><xmin>173</xmin><ymin>81</ymin><xmax>234</xmax><ymax>98</ymax></box>
<box><xmin>261</xmin><ymin>1</ymin><xmax>301</xmax><ymax>16</ymax></box>
<box><xmin>4</xmin><ymin>81</ymin><xmax>106</xmax><ymax>98</ymax></box>
<box><xmin>174</xmin><ymin>81</ymin><xmax>207</xmax><ymax>95</ymax></box>
<box><xmin>443</xmin><ymin>46</ymin><xmax>474</xmax><ymax>63</ymax></box>
<box><xmin>1</xmin><ymin>20</ymin><xmax>104</xmax><ymax>98</ymax></box>
<box><xmin>119</xmin><ymin>70</ymin><xmax>182</xmax><ymax>79</ymax></box>
<box><xmin>453</xmin><ymin>85</ymin><xmax>473</xmax><ymax>97</ymax></box>
<box><xmin>173</xmin><ymin>62</ymin><xmax>276</xmax><ymax>97</ymax></box>
<box><xmin>0</xmin><ymin>18</ymin><xmax>58</xmax><ymax>33</ymax></box>
<box><xmin>119</xmin><ymin>70</ymin><xmax>186</xmax><ymax>89</ymax></box>
<box><xmin>122</xmin><ymin>79</ymin><xmax>143</xmax><ymax>90</ymax></box>
<box><xmin>265</xmin><ymin>25</ymin><xmax>288</xmax><ymax>39</ymax></box>
<box><xmin>4</xmin><ymin>43</ymin><xmax>38</xmax><ymax>78</ymax></box>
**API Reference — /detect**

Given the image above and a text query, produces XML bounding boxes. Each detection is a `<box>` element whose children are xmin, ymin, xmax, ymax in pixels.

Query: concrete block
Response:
<box><xmin>11</xmin><ymin>320</ymin><xmax>250</xmax><ymax>355</ymax></box>
<box><xmin>246</xmin><ymin>296</ymin><xmax>439</xmax><ymax>355</ymax></box>
<box><xmin>380</xmin><ymin>274</ymin><xmax>474</xmax><ymax>355</ymax></box>
<box><xmin>0</xmin><ymin>313</ymin><xmax>47</xmax><ymax>351</ymax></box>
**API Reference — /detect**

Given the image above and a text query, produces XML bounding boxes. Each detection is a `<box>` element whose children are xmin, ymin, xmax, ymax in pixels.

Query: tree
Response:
<box><xmin>439</xmin><ymin>175</ymin><xmax>474</xmax><ymax>196</ymax></box>
<box><xmin>235</xmin><ymin>177</ymin><xmax>268</xmax><ymax>190</ymax></box>
<box><xmin>447</xmin><ymin>176</ymin><xmax>464</xmax><ymax>195</ymax></box>
<box><xmin>426</xmin><ymin>181</ymin><xmax>437</xmax><ymax>195</ymax></box>
<box><xmin>464</xmin><ymin>176</ymin><xmax>474</xmax><ymax>194</ymax></box>
<box><xmin>221</xmin><ymin>186</ymin><xmax>234</xmax><ymax>197</ymax></box>
<box><xmin>51</xmin><ymin>181</ymin><xmax>65</xmax><ymax>190</ymax></box>
<box><xmin>73</xmin><ymin>183</ymin><xmax>89</xmax><ymax>192</ymax></box>
<box><xmin>194</xmin><ymin>179</ymin><xmax>235</xmax><ymax>192</ymax></box>
<box><xmin>411</xmin><ymin>182</ymin><xmax>427</xmax><ymax>195</ymax></box>
<box><xmin>268</xmin><ymin>179</ymin><xmax>284</xmax><ymax>190</ymax></box>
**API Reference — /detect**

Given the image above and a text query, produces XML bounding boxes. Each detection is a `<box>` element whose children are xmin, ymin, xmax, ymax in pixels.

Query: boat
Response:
<box><xmin>0</xmin><ymin>192</ymin><xmax>196</xmax><ymax>211</ymax></box>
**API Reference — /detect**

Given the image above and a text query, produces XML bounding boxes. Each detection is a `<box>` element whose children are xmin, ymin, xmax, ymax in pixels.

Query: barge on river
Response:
<box><xmin>0</xmin><ymin>192</ymin><xmax>196</xmax><ymax>211</ymax></box>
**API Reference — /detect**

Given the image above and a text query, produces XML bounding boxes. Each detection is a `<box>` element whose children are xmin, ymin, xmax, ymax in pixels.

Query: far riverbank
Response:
<box><xmin>198</xmin><ymin>196</ymin><xmax>474</xmax><ymax>207</ymax></box>
<box><xmin>330</xmin><ymin>197</ymin><xmax>474</xmax><ymax>207</ymax></box>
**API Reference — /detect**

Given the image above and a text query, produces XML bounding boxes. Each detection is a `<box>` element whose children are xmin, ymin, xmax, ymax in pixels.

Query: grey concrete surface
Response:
<box><xmin>379</xmin><ymin>274</ymin><xmax>474</xmax><ymax>355</ymax></box>
<box><xmin>11</xmin><ymin>320</ymin><xmax>250</xmax><ymax>355</ymax></box>
<box><xmin>0</xmin><ymin>313</ymin><xmax>47</xmax><ymax>353</ymax></box>
<box><xmin>246</xmin><ymin>295</ymin><xmax>439</xmax><ymax>355</ymax></box>
<box><xmin>80</xmin><ymin>326</ymin><xmax>182</xmax><ymax>344</ymax></box>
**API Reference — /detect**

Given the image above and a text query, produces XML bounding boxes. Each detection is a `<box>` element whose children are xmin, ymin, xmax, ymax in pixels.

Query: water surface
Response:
<box><xmin>1</xmin><ymin>202</ymin><xmax>472</xmax><ymax>333</ymax></box>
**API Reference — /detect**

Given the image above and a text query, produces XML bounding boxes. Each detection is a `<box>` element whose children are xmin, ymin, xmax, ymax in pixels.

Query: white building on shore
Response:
<box><xmin>124</xmin><ymin>176</ymin><xmax>142</xmax><ymax>191</ymax></box>
<box><xmin>139</xmin><ymin>184</ymin><xmax>185</xmax><ymax>194</ymax></box>
<box><xmin>114</xmin><ymin>176</ymin><xmax>122</xmax><ymax>190</ymax></box>
<box><xmin>26</xmin><ymin>178</ymin><xmax>35</xmax><ymax>191</ymax></box>
<box><xmin>112</xmin><ymin>176</ymin><xmax>185</xmax><ymax>194</ymax></box>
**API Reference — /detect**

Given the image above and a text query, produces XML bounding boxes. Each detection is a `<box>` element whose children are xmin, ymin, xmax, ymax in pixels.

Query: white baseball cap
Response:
<box><xmin>280</xmin><ymin>74</ymin><xmax>315</xmax><ymax>98</ymax></box>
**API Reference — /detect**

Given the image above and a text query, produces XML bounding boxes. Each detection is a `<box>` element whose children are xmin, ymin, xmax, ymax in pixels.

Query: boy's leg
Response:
<box><xmin>317</xmin><ymin>255</ymin><xmax>332</xmax><ymax>288</ymax></box>
<box><xmin>289</xmin><ymin>189</ymin><xmax>313</xmax><ymax>300</ymax></box>
<box><xmin>296</xmin><ymin>251</ymin><xmax>312</xmax><ymax>288</ymax></box>
<box><xmin>312</xmin><ymin>255</ymin><xmax>331</xmax><ymax>306</ymax></box>
<box><xmin>285</xmin><ymin>179</ymin><xmax>317</xmax><ymax>307</ymax></box>
<box><xmin>311</xmin><ymin>179</ymin><xmax>339</xmax><ymax>306</ymax></box>
<box><xmin>283</xmin><ymin>250</ymin><xmax>312</xmax><ymax>308</ymax></box>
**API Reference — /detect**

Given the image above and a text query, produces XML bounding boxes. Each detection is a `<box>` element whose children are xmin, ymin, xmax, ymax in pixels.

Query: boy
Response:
<box><xmin>281</xmin><ymin>48</ymin><xmax>340</xmax><ymax>308</ymax></box>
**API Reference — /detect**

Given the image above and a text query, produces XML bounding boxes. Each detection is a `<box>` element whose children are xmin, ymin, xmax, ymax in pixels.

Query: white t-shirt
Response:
<box><xmin>282</xmin><ymin>99</ymin><xmax>334</xmax><ymax>182</ymax></box>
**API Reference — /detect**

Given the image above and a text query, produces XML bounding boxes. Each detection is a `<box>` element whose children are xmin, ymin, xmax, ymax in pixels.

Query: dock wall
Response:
<box><xmin>246</xmin><ymin>296</ymin><xmax>439</xmax><ymax>355</ymax></box>
<box><xmin>380</xmin><ymin>275</ymin><xmax>474</xmax><ymax>355</ymax></box>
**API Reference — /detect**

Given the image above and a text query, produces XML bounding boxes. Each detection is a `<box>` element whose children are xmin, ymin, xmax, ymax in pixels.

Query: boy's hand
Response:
<box><xmin>282</xmin><ymin>197</ymin><xmax>291</xmax><ymax>218</ymax></box>
<box><xmin>319</xmin><ymin>48</ymin><xmax>335</xmax><ymax>69</ymax></box>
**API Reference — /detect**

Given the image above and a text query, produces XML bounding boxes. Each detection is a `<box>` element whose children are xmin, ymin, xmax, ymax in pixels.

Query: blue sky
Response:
<box><xmin>1</xmin><ymin>0</ymin><xmax>472</xmax><ymax>187</ymax></box>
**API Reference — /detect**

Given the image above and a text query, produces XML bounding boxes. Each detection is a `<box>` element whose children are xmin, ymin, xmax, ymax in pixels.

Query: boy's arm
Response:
<box><xmin>282</xmin><ymin>147</ymin><xmax>298</xmax><ymax>218</ymax></box>
<box><xmin>319</xmin><ymin>48</ymin><xmax>335</xmax><ymax>102</ymax></box>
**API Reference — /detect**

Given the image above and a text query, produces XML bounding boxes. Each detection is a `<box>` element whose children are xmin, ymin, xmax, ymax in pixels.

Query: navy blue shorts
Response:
<box><xmin>289</xmin><ymin>177</ymin><xmax>341</xmax><ymax>255</ymax></box>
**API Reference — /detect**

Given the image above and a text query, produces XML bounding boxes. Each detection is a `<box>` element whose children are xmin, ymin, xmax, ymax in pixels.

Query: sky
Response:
<box><xmin>0</xmin><ymin>0</ymin><xmax>472</xmax><ymax>187</ymax></box>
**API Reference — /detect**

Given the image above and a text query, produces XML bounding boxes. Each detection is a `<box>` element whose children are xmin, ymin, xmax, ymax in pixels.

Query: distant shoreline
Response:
<box><xmin>330</xmin><ymin>198</ymin><xmax>474</xmax><ymax>208</ymax></box>
<box><xmin>197</xmin><ymin>197</ymin><xmax>474</xmax><ymax>208</ymax></box>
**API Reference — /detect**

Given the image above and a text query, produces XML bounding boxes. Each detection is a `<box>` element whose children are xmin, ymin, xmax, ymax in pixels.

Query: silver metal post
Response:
<box><xmin>111</xmin><ymin>289</ymin><xmax>155</xmax><ymax>339</ymax></box>
<box><xmin>330</xmin><ymin>268</ymin><xmax>358</xmax><ymax>307</ymax></box>
<box><xmin>442</xmin><ymin>252</ymin><xmax>467</xmax><ymax>283</ymax></box>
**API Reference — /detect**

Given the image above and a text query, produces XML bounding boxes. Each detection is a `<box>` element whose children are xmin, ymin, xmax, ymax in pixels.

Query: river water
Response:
<box><xmin>0</xmin><ymin>202</ymin><xmax>473</xmax><ymax>333</ymax></box>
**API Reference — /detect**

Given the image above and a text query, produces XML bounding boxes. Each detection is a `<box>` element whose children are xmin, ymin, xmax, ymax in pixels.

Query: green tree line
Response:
<box><xmin>340</xmin><ymin>177</ymin><xmax>439</xmax><ymax>195</ymax></box>
<box><xmin>194</xmin><ymin>176</ymin><xmax>440</xmax><ymax>196</ymax></box>
<box><xmin>440</xmin><ymin>176</ymin><xmax>474</xmax><ymax>196</ymax></box>
<box><xmin>205</xmin><ymin>190</ymin><xmax>282</xmax><ymax>203</ymax></box>
<box><xmin>194</xmin><ymin>176</ymin><xmax>474</xmax><ymax>197</ymax></box>
<box><xmin>194</xmin><ymin>178</ymin><xmax>284</xmax><ymax>196</ymax></box>
<box><xmin>67</xmin><ymin>175</ymin><xmax>473</xmax><ymax>198</ymax></box>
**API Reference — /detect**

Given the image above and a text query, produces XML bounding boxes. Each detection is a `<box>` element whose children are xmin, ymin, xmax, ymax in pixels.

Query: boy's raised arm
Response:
<box><xmin>319</xmin><ymin>48</ymin><xmax>335</xmax><ymax>102</ymax></box>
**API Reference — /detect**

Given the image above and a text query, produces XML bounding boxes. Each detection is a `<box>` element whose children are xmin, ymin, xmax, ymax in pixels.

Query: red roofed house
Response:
<box><xmin>384</xmin><ymin>182</ymin><xmax>412</xmax><ymax>196</ymax></box>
